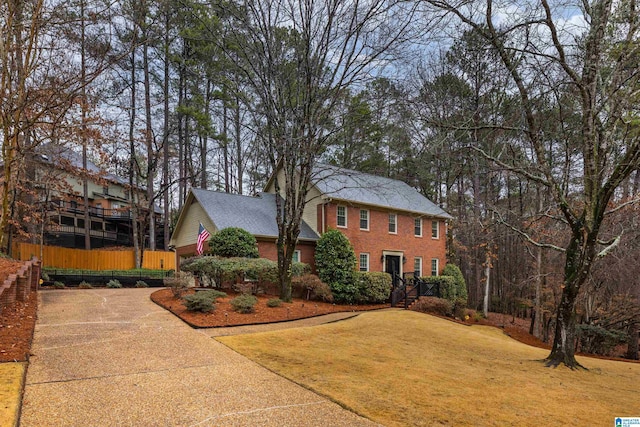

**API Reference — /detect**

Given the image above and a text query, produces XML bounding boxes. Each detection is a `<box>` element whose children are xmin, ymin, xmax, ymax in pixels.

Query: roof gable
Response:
<box><xmin>311</xmin><ymin>164</ymin><xmax>452</xmax><ymax>219</ymax></box>
<box><xmin>190</xmin><ymin>189</ymin><xmax>319</xmax><ymax>240</ymax></box>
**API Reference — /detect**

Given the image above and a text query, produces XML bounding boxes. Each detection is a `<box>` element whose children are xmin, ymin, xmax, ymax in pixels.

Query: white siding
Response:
<box><xmin>170</xmin><ymin>200</ymin><xmax>218</xmax><ymax>248</ymax></box>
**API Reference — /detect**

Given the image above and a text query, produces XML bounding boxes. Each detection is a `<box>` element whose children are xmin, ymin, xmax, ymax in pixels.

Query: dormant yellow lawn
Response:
<box><xmin>218</xmin><ymin>310</ymin><xmax>640</xmax><ymax>426</ymax></box>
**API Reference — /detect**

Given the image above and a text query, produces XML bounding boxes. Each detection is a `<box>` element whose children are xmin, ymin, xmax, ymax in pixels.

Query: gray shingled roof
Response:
<box><xmin>191</xmin><ymin>189</ymin><xmax>320</xmax><ymax>240</ymax></box>
<box><xmin>312</xmin><ymin>164</ymin><xmax>452</xmax><ymax>219</ymax></box>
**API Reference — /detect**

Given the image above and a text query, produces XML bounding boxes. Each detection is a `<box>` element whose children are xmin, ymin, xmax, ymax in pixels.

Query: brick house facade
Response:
<box><xmin>171</xmin><ymin>164</ymin><xmax>451</xmax><ymax>278</ymax></box>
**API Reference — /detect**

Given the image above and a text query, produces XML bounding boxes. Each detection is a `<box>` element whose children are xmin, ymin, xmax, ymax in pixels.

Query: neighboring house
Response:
<box><xmin>28</xmin><ymin>145</ymin><xmax>164</xmax><ymax>249</ymax></box>
<box><xmin>170</xmin><ymin>190</ymin><xmax>319</xmax><ymax>266</ymax></box>
<box><xmin>171</xmin><ymin>163</ymin><xmax>452</xmax><ymax>278</ymax></box>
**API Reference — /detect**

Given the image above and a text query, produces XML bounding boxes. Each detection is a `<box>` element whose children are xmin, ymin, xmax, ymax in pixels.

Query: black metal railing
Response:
<box><xmin>391</xmin><ymin>272</ymin><xmax>440</xmax><ymax>308</ymax></box>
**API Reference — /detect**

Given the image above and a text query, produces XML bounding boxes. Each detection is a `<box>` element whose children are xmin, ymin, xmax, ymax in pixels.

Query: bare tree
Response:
<box><xmin>422</xmin><ymin>0</ymin><xmax>640</xmax><ymax>367</ymax></box>
<box><xmin>206</xmin><ymin>0</ymin><xmax>417</xmax><ymax>300</ymax></box>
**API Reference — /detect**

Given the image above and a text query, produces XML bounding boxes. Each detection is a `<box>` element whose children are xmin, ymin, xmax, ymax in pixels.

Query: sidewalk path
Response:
<box><xmin>20</xmin><ymin>289</ymin><xmax>379</xmax><ymax>426</ymax></box>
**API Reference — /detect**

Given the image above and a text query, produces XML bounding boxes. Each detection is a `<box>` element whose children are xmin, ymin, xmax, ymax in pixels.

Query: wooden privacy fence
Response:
<box><xmin>13</xmin><ymin>243</ymin><xmax>176</xmax><ymax>271</ymax></box>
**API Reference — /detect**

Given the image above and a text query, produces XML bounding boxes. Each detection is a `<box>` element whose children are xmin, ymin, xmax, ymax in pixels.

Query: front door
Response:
<box><xmin>385</xmin><ymin>255</ymin><xmax>401</xmax><ymax>285</ymax></box>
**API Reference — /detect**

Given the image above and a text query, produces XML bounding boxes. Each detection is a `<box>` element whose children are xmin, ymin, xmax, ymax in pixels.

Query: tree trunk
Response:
<box><xmin>143</xmin><ymin>20</ymin><xmax>155</xmax><ymax>251</ymax></box>
<box><xmin>482</xmin><ymin>250</ymin><xmax>490</xmax><ymax>317</ymax></box>
<box><xmin>162</xmin><ymin>6</ymin><xmax>170</xmax><ymax>250</ymax></box>
<box><xmin>626</xmin><ymin>322</ymin><xmax>639</xmax><ymax>360</ymax></box>
<box><xmin>129</xmin><ymin>44</ymin><xmax>141</xmax><ymax>269</ymax></box>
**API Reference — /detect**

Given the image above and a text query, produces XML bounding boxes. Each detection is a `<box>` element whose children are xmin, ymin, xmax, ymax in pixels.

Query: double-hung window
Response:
<box><xmin>431</xmin><ymin>258</ymin><xmax>439</xmax><ymax>276</ymax></box>
<box><xmin>360</xmin><ymin>209</ymin><xmax>369</xmax><ymax>230</ymax></box>
<box><xmin>359</xmin><ymin>253</ymin><xmax>369</xmax><ymax>272</ymax></box>
<box><xmin>432</xmin><ymin>220</ymin><xmax>439</xmax><ymax>239</ymax></box>
<box><xmin>414</xmin><ymin>257</ymin><xmax>422</xmax><ymax>278</ymax></box>
<box><xmin>388</xmin><ymin>213</ymin><xmax>397</xmax><ymax>234</ymax></box>
<box><xmin>337</xmin><ymin>206</ymin><xmax>347</xmax><ymax>228</ymax></box>
<box><xmin>414</xmin><ymin>217</ymin><xmax>422</xmax><ymax>237</ymax></box>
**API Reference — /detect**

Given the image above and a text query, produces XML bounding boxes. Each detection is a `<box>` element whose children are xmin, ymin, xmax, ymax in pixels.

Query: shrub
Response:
<box><xmin>164</xmin><ymin>271</ymin><xmax>193</xmax><ymax>298</ymax></box>
<box><xmin>230</xmin><ymin>294</ymin><xmax>258</xmax><ymax>313</ymax></box>
<box><xmin>411</xmin><ymin>297</ymin><xmax>452</xmax><ymax>317</ymax></box>
<box><xmin>78</xmin><ymin>281</ymin><xmax>93</xmax><ymax>289</ymax></box>
<box><xmin>267</xmin><ymin>298</ymin><xmax>283</xmax><ymax>307</ymax></box>
<box><xmin>181</xmin><ymin>256</ymin><xmax>309</xmax><ymax>291</ymax></box>
<box><xmin>183</xmin><ymin>293</ymin><xmax>216</xmax><ymax>313</ymax></box>
<box><xmin>106</xmin><ymin>279</ymin><xmax>122</xmax><ymax>288</ymax></box>
<box><xmin>291</xmin><ymin>274</ymin><xmax>334</xmax><ymax>302</ymax></box>
<box><xmin>199</xmin><ymin>289</ymin><xmax>228</xmax><ymax>300</ymax></box>
<box><xmin>314</xmin><ymin>229</ymin><xmax>357</xmax><ymax>303</ymax></box>
<box><xmin>577</xmin><ymin>324</ymin><xmax>628</xmax><ymax>356</ymax></box>
<box><xmin>53</xmin><ymin>281</ymin><xmax>65</xmax><ymax>289</ymax></box>
<box><xmin>442</xmin><ymin>264</ymin><xmax>468</xmax><ymax>305</ymax></box>
<box><xmin>42</xmin><ymin>272</ymin><xmax>50</xmax><ymax>281</ymax></box>
<box><xmin>209</xmin><ymin>227</ymin><xmax>259</xmax><ymax>258</ymax></box>
<box><xmin>135</xmin><ymin>280</ymin><xmax>149</xmax><ymax>288</ymax></box>
<box><xmin>452</xmin><ymin>297</ymin><xmax>467</xmax><ymax>320</ymax></box>
<box><xmin>355</xmin><ymin>272</ymin><xmax>392</xmax><ymax>303</ymax></box>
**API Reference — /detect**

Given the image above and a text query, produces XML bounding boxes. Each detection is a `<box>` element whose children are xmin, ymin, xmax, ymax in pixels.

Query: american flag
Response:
<box><xmin>196</xmin><ymin>223</ymin><xmax>210</xmax><ymax>255</ymax></box>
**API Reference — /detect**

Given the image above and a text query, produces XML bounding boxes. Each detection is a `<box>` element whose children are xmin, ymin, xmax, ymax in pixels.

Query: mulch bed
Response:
<box><xmin>150</xmin><ymin>288</ymin><xmax>389</xmax><ymax>328</ymax></box>
<box><xmin>0</xmin><ymin>292</ymin><xmax>37</xmax><ymax>362</ymax></box>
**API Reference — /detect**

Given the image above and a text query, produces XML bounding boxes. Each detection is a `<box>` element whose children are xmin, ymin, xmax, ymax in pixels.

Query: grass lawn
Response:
<box><xmin>218</xmin><ymin>310</ymin><xmax>640</xmax><ymax>426</ymax></box>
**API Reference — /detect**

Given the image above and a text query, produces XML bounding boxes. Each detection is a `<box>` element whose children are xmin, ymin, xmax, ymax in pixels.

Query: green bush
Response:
<box><xmin>78</xmin><ymin>281</ymin><xmax>93</xmax><ymax>289</ymax></box>
<box><xmin>53</xmin><ymin>281</ymin><xmax>65</xmax><ymax>289</ymax></box>
<box><xmin>355</xmin><ymin>272</ymin><xmax>392</xmax><ymax>303</ymax></box>
<box><xmin>135</xmin><ymin>280</ymin><xmax>149</xmax><ymax>288</ymax></box>
<box><xmin>442</xmin><ymin>264</ymin><xmax>468</xmax><ymax>305</ymax></box>
<box><xmin>267</xmin><ymin>298</ymin><xmax>283</xmax><ymax>307</ymax></box>
<box><xmin>209</xmin><ymin>227</ymin><xmax>259</xmax><ymax>258</ymax></box>
<box><xmin>106</xmin><ymin>279</ymin><xmax>122</xmax><ymax>288</ymax></box>
<box><xmin>291</xmin><ymin>274</ymin><xmax>334</xmax><ymax>302</ymax></box>
<box><xmin>577</xmin><ymin>324</ymin><xmax>628</xmax><ymax>356</ymax></box>
<box><xmin>411</xmin><ymin>296</ymin><xmax>453</xmax><ymax>317</ymax></box>
<box><xmin>230</xmin><ymin>294</ymin><xmax>258</xmax><ymax>313</ymax></box>
<box><xmin>420</xmin><ymin>276</ymin><xmax>457</xmax><ymax>302</ymax></box>
<box><xmin>42</xmin><ymin>272</ymin><xmax>50</xmax><ymax>281</ymax></box>
<box><xmin>199</xmin><ymin>289</ymin><xmax>228</xmax><ymax>300</ymax></box>
<box><xmin>181</xmin><ymin>256</ymin><xmax>309</xmax><ymax>290</ymax></box>
<box><xmin>314</xmin><ymin>229</ymin><xmax>357</xmax><ymax>303</ymax></box>
<box><xmin>183</xmin><ymin>293</ymin><xmax>216</xmax><ymax>313</ymax></box>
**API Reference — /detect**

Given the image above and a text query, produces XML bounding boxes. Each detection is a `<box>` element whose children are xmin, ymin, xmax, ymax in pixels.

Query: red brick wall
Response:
<box><xmin>319</xmin><ymin>202</ymin><xmax>447</xmax><ymax>275</ymax></box>
<box><xmin>257</xmin><ymin>239</ymin><xmax>316</xmax><ymax>272</ymax></box>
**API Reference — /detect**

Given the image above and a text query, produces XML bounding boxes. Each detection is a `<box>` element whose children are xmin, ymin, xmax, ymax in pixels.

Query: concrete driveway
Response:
<box><xmin>20</xmin><ymin>289</ymin><xmax>378</xmax><ymax>427</ymax></box>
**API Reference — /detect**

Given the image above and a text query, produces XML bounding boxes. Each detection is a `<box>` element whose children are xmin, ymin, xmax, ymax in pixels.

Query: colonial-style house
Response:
<box><xmin>171</xmin><ymin>164</ymin><xmax>451</xmax><ymax>278</ymax></box>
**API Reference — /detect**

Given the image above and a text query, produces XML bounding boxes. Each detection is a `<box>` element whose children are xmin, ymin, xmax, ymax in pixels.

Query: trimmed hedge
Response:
<box><xmin>355</xmin><ymin>272</ymin><xmax>392</xmax><ymax>303</ymax></box>
<box><xmin>209</xmin><ymin>227</ymin><xmax>259</xmax><ymax>258</ymax></box>
<box><xmin>230</xmin><ymin>294</ymin><xmax>258</xmax><ymax>313</ymax></box>
<box><xmin>181</xmin><ymin>256</ymin><xmax>310</xmax><ymax>290</ymax></box>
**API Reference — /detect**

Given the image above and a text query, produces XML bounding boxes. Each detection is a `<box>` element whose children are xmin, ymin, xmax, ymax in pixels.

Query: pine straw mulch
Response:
<box><xmin>0</xmin><ymin>257</ymin><xmax>38</xmax><ymax>363</ymax></box>
<box><xmin>151</xmin><ymin>288</ymin><xmax>389</xmax><ymax>328</ymax></box>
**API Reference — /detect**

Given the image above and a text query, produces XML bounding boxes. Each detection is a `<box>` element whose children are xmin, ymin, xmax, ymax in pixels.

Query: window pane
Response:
<box><xmin>414</xmin><ymin>218</ymin><xmax>422</xmax><ymax>236</ymax></box>
<box><xmin>360</xmin><ymin>210</ymin><xmax>368</xmax><ymax>229</ymax></box>
<box><xmin>388</xmin><ymin>214</ymin><xmax>396</xmax><ymax>233</ymax></box>
<box><xmin>337</xmin><ymin>206</ymin><xmax>346</xmax><ymax>227</ymax></box>
<box><xmin>431</xmin><ymin>259</ymin><xmax>438</xmax><ymax>276</ymax></box>
<box><xmin>359</xmin><ymin>253</ymin><xmax>369</xmax><ymax>272</ymax></box>
<box><xmin>293</xmin><ymin>250</ymin><xmax>300</xmax><ymax>263</ymax></box>
<box><xmin>414</xmin><ymin>257</ymin><xmax>422</xmax><ymax>277</ymax></box>
<box><xmin>432</xmin><ymin>220</ymin><xmax>439</xmax><ymax>238</ymax></box>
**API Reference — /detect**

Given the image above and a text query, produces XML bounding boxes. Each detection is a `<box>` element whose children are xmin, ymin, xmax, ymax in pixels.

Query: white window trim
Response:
<box><xmin>337</xmin><ymin>205</ymin><xmax>347</xmax><ymax>228</ymax></box>
<box><xmin>414</xmin><ymin>257</ymin><xmax>422</xmax><ymax>278</ymax></box>
<box><xmin>293</xmin><ymin>250</ymin><xmax>301</xmax><ymax>263</ymax></box>
<box><xmin>359</xmin><ymin>209</ymin><xmax>370</xmax><ymax>231</ymax></box>
<box><xmin>432</xmin><ymin>220</ymin><xmax>440</xmax><ymax>239</ymax></box>
<box><xmin>431</xmin><ymin>258</ymin><xmax>439</xmax><ymax>276</ymax></box>
<box><xmin>388</xmin><ymin>213</ymin><xmax>397</xmax><ymax>234</ymax></box>
<box><xmin>359</xmin><ymin>253</ymin><xmax>370</xmax><ymax>272</ymax></box>
<box><xmin>414</xmin><ymin>217</ymin><xmax>423</xmax><ymax>237</ymax></box>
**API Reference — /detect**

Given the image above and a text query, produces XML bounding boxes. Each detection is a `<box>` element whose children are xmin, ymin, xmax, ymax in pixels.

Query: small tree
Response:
<box><xmin>209</xmin><ymin>227</ymin><xmax>259</xmax><ymax>258</ymax></box>
<box><xmin>315</xmin><ymin>229</ymin><xmax>357</xmax><ymax>303</ymax></box>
